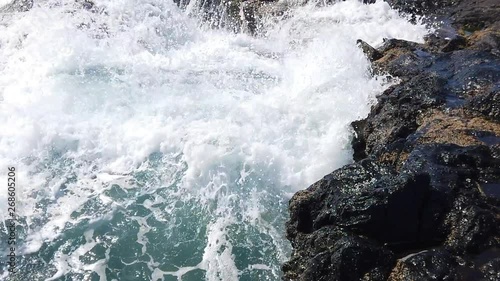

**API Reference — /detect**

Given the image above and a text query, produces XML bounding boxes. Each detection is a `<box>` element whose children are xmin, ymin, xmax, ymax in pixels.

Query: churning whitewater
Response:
<box><xmin>0</xmin><ymin>0</ymin><xmax>428</xmax><ymax>280</ymax></box>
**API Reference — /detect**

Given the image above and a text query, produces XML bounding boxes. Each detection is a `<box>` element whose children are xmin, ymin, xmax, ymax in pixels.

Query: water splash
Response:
<box><xmin>0</xmin><ymin>1</ymin><xmax>428</xmax><ymax>280</ymax></box>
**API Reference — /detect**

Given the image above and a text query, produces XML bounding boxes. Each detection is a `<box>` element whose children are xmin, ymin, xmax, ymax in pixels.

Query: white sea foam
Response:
<box><xmin>0</xmin><ymin>1</ymin><xmax>428</xmax><ymax>280</ymax></box>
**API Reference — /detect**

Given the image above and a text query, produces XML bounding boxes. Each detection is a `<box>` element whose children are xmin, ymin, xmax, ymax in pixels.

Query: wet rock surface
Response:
<box><xmin>284</xmin><ymin>0</ymin><xmax>500</xmax><ymax>280</ymax></box>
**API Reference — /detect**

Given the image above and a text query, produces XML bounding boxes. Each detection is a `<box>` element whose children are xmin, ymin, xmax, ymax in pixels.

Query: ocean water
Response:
<box><xmin>0</xmin><ymin>0</ymin><xmax>428</xmax><ymax>280</ymax></box>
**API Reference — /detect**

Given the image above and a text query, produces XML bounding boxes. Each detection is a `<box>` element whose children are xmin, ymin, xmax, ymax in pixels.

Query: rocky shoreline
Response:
<box><xmin>2</xmin><ymin>0</ymin><xmax>497</xmax><ymax>280</ymax></box>
<box><xmin>283</xmin><ymin>0</ymin><xmax>499</xmax><ymax>280</ymax></box>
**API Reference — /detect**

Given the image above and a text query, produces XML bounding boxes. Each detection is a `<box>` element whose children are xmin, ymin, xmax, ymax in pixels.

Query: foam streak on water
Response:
<box><xmin>0</xmin><ymin>1</ymin><xmax>427</xmax><ymax>280</ymax></box>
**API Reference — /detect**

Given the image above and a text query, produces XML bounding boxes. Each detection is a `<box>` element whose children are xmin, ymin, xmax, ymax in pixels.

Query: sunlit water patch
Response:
<box><xmin>0</xmin><ymin>0</ymin><xmax>428</xmax><ymax>280</ymax></box>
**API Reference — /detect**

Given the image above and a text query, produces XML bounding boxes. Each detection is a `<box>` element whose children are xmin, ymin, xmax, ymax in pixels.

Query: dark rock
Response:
<box><xmin>415</xmin><ymin>112</ymin><xmax>500</xmax><ymax>149</ymax></box>
<box><xmin>352</xmin><ymin>72</ymin><xmax>446</xmax><ymax>159</ymax></box>
<box><xmin>479</xmin><ymin>182</ymin><xmax>500</xmax><ymax>199</ymax></box>
<box><xmin>284</xmin><ymin>141</ymin><xmax>500</xmax><ymax>279</ymax></box>
<box><xmin>441</xmin><ymin>35</ymin><xmax>467</xmax><ymax>52</ymax></box>
<box><xmin>448</xmin><ymin>206</ymin><xmax>499</xmax><ymax>253</ymax></box>
<box><xmin>466</xmin><ymin>85</ymin><xmax>500</xmax><ymax>122</ymax></box>
<box><xmin>450</xmin><ymin>0</ymin><xmax>500</xmax><ymax>32</ymax></box>
<box><xmin>311</xmin><ymin>172</ymin><xmax>439</xmax><ymax>246</ymax></box>
<box><xmin>352</xmin><ymin>119</ymin><xmax>368</xmax><ymax>161</ymax></box>
<box><xmin>372</xmin><ymin>39</ymin><xmax>431</xmax><ymax>77</ymax></box>
<box><xmin>284</xmin><ymin>0</ymin><xmax>500</xmax><ymax>279</ymax></box>
<box><xmin>385</xmin><ymin>0</ymin><xmax>500</xmax><ymax>31</ymax></box>
<box><xmin>305</xmin><ymin>236</ymin><xmax>394</xmax><ymax>281</ymax></box>
<box><xmin>379</xmin><ymin>38</ymin><xmax>420</xmax><ymax>53</ymax></box>
<box><xmin>385</xmin><ymin>0</ymin><xmax>457</xmax><ymax>16</ymax></box>
<box><xmin>424</xmin><ymin>34</ymin><xmax>451</xmax><ymax>51</ymax></box>
<box><xmin>352</xmin><ymin>32</ymin><xmax>500</xmax><ymax>162</ymax></box>
<box><xmin>0</xmin><ymin>0</ymin><xmax>33</xmax><ymax>12</ymax></box>
<box><xmin>388</xmin><ymin>249</ymin><xmax>458</xmax><ymax>281</ymax></box>
<box><xmin>283</xmin><ymin>226</ymin><xmax>348</xmax><ymax>280</ymax></box>
<box><xmin>241</xmin><ymin>1</ymin><xmax>259</xmax><ymax>35</ymax></box>
<box><xmin>456</xmin><ymin>248</ymin><xmax>500</xmax><ymax>280</ymax></box>
<box><xmin>431</xmin><ymin>50</ymin><xmax>500</xmax><ymax>98</ymax></box>
<box><xmin>357</xmin><ymin>39</ymin><xmax>383</xmax><ymax>62</ymax></box>
<box><xmin>283</xmin><ymin>230</ymin><xmax>395</xmax><ymax>281</ymax></box>
<box><xmin>284</xmin><ymin>141</ymin><xmax>500</xmax><ymax>277</ymax></box>
<box><xmin>479</xmin><ymin>257</ymin><xmax>500</xmax><ymax>281</ymax></box>
<box><xmin>468</xmin><ymin>22</ymin><xmax>500</xmax><ymax>54</ymax></box>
